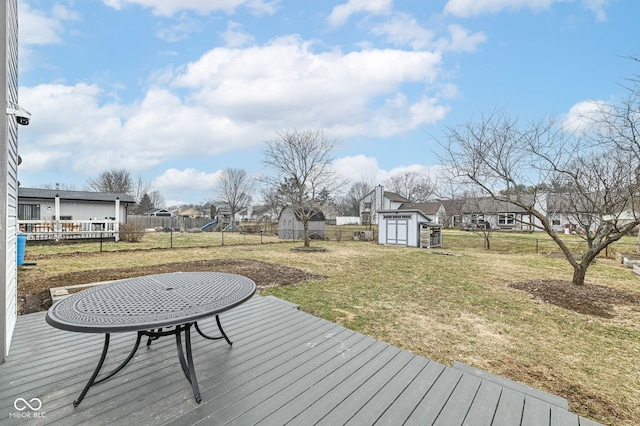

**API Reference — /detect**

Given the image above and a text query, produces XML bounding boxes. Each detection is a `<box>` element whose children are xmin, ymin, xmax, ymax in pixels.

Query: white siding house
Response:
<box><xmin>17</xmin><ymin>188</ymin><xmax>135</xmax><ymax>240</ymax></box>
<box><xmin>360</xmin><ymin>185</ymin><xmax>411</xmax><ymax>225</ymax></box>
<box><xmin>1</xmin><ymin>0</ymin><xmax>20</xmax><ymax>362</ymax></box>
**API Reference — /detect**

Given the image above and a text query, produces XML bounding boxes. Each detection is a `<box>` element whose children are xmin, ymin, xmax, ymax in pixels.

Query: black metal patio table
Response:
<box><xmin>45</xmin><ymin>271</ymin><xmax>256</xmax><ymax>407</ymax></box>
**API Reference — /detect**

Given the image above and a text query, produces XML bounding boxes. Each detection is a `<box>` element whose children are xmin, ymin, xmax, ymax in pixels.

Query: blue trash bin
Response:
<box><xmin>17</xmin><ymin>233</ymin><xmax>26</xmax><ymax>266</ymax></box>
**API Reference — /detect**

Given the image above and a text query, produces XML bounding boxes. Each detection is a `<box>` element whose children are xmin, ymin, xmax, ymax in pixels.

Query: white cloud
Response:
<box><xmin>371</xmin><ymin>13</ymin><xmax>433</xmax><ymax>51</ymax></box>
<box><xmin>561</xmin><ymin>99</ymin><xmax>610</xmax><ymax>134</ymax></box>
<box><xmin>332</xmin><ymin>155</ymin><xmax>382</xmax><ymax>184</ymax></box>
<box><xmin>19</xmin><ymin>3</ymin><xmax>79</xmax><ymax>46</ymax></box>
<box><xmin>332</xmin><ymin>156</ymin><xmax>446</xmax><ymax>190</ymax></box>
<box><xmin>582</xmin><ymin>0</ymin><xmax>608</xmax><ymax>21</ymax></box>
<box><xmin>439</xmin><ymin>25</ymin><xmax>487</xmax><ymax>52</ymax></box>
<box><xmin>327</xmin><ymin>0</ymin><xmax>393</xmax><ymax>27</ymax></box>
<box><xmin>19</xmin><ymin>36</ymin><xmax>450</xmax><ymax>187</ymax></box>
<box><xmin>172</xmin><ymin>36</ymin><xmax>446</xmax><ymax>135</ymax></box>
<box><xmin>102</xmin><ymin>0</ymin><xmax>278</xmax><ymax>17</ymax></box>
<box><xmin>444</xmin><ymin>0</ymin><xmax>609</xmax><ymax>19</ymax></box>
<box><xmin>221</xmin><ymin>21</ymin><xmax>255</xmax><ymax>47</ymax></box>
<box><xmin>152</xmin><ymin>168</ymin><xmax>221</xmax><ymax>203</ymax></box>
<box><xmin>156</xmin><ymin>13</ymin><xmax>202</xmax><ymax>42</ymax></box>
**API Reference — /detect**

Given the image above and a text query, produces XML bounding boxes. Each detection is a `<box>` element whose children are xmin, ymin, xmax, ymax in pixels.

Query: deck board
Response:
<box><xmin>0</xmin><ymin>295</ymin><xmax>601</xmax><ymax>425</ymax></box>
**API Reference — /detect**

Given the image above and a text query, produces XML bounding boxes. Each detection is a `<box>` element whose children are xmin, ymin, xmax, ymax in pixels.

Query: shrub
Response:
<box><xmin>119</xmin><ymin>223</ymin><xmax>145</xmax><ymax>243</ymax></box>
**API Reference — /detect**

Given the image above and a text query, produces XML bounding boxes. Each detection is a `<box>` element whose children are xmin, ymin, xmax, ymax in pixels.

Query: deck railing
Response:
<box><xmin>18</xmin><ymin>219</ymin><xmax>120</xmax><ymax>241</ymax></box>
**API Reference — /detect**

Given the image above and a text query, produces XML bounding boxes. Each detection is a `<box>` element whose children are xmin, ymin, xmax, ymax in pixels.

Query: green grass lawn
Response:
<box><xmin>19</xmin><ymin>229</ymin><xmax>640</xmax><ymax>425</ymax></box>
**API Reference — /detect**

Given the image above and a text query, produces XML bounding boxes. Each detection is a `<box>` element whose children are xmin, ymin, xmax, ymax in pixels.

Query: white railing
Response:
<box><xmin>18</xmin><ymin>220</ymin><xmax>120</xmax><ymax>241</ymax></box>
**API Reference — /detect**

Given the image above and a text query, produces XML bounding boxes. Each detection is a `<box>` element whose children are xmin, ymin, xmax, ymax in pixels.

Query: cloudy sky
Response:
<box><xmin>16</xmin><ymin>0</ymin><xmax>639</xmax><ymax>206</ymax></box>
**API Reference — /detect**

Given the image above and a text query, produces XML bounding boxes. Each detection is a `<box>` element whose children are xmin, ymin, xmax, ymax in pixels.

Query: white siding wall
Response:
<box><xmin>21</xmin><ymin>199</ymin><xmax>126</xmax><ymax>220</ymax></box>
<box><xmin>2</xmin><ymin>0</ymin><xmax>19</xmax><ymax>362</ymax></box>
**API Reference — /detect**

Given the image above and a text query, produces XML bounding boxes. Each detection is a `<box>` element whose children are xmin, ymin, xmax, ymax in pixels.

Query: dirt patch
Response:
<box><xmin>17</xmin><ymin>258</ymin><xmax>325</xmax><ymax>315</ymax></box>
<box><xmin>509</xmin><ymin>279</ymin><xmax>640</xmax><ymax>317</ymax></box>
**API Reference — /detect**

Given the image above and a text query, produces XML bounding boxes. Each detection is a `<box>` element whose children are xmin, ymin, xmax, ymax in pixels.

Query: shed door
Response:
<box><xmin>386</xmin><ymin>219</ymin><xmax>408</xmax><ymax>245</ymax></box>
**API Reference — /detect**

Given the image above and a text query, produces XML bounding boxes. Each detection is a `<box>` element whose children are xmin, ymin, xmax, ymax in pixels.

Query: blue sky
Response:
<box><xmin>16</xmin><ymin>0</ymin><xmax>639</xmax><ymax>206</ymax></box>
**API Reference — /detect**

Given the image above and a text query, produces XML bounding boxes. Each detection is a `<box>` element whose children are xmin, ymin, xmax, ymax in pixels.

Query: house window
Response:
<box><xmin>552</xmin><ymin>219</ymin><xmax>561</xmax><ymax>226</ymax></box>
<box><xmin>60</xmin><ymin>216</ymin><xmax>72</xmax><ymax>220</ymax></box>
<box><xmin>498</xmin><ymin>214</ymin><xmax>515</xmax><ymax>225</ymax></box>
<box><xmin>18</xmin><ymin>204</ymin><xmax>40</xmax><ymax>220</ymax></box>
<box><xmin>363</xmin><ymin>202</ymin><xmax>371</xmax><ymax>209</ymax></box>
<box><xmin>470</xmin><ymin>214</ymin><xmax>484</xmax><ymax>224</ymax></box>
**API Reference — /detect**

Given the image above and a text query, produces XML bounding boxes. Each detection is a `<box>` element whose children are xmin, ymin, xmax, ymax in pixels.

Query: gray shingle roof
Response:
<box><xmin>18</xmin><ymin>187</ymin><xmax>136</xmax><ymax>203</ymax></box>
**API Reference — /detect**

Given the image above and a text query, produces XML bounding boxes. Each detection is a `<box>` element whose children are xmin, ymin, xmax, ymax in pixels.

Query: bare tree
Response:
<box><xmin>86</xmin><ymin>168</ymin><xmax>134</xmax><ymax>194</ymax></box>
<box><xmin>343</xmin><ymin>180</ymin><xmax>375</xmax><ymax>216</ymax></box>
<box><xmin>260</xmin><ymin>185</ymin><xmax>285</xmax><ymax>221</ymax></box>
<box><xmin>42</xmin><ymin>182</ymin><xmax>76</xmax><ymax>191</ymax></box>
<box><xmin>132</xmin><ymin>175</ymin><xmax>152</xmax><ymax>206</ymax></box>
<box><xmin>384</xmin><ymin>171</ymin><xmax>434</xmax><ymax>202</ymax></box>
<box><xmin>439</xmin><ymin>106</ymin><xmax>640</xmax><ymax>286</ymax></box>
<box><xmin>148</xmin><ymin>190</ymin><xmax>165</xmax><ymax>209</ymax></box>
<box><xmin>214</xmin><ymin>168</ymin><xmax>254</xmax><ymax>230</ymax></box>
<box><xmin>262</xmin><ymin>129</ymin><xmax>347</xmax><ymax>247</ymax></box>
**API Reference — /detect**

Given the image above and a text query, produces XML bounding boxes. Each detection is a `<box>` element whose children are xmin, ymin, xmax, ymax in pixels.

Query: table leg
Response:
<box><xmin>194</xmin><ymin>315</ymin><xmax>232</xmax><ymax>346</ymax></box>
<box><xmin>174</xmin><ymin>323</ymin><xmax>202</xmax><ymax>403</ymax></box>
<box><xmin>73</xmin><ymin>332</ymin><xmax>143</xmax><ymax>407</ymax></box>
<box><xmin>74</xmin><ymin>334</ymin><xmax>110</xmax><ymax>407</ymax></box>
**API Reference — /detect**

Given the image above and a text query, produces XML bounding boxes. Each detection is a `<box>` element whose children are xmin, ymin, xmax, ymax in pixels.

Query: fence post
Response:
<box><xmin>170</xmin><ymin>229</ymin><xmax>173</xmax><ymax>249</ymax></box>
<box><xmin>221</xmin><ymin>229</ymin><xmax>224</xmax><ymax>246</ymax></box>
<box><xmin>536</xmin><ymin>239</ymin><xmax>539</xmax><ymax>254</ymax></box>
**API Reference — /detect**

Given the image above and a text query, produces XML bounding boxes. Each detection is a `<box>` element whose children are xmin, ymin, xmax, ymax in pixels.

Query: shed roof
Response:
<box><xmin>279</xmin><ymin>206</ymin><xmax>326</xmax><ymax>222</ymax></box>
<box><xmin>18</xmin><ymin>187</ymin><xmax>135</xmax><ymax>203</ymax></box>
<box><xmin>378</xmin><ymin>208</ymin><xmax>434</xmax><ymax>223</ymax></box>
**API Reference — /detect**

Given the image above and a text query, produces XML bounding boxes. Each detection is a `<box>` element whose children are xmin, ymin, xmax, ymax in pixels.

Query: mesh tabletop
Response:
<box><xmin>46</xmin><ymin>272</ymin><xmax>256</xmax><ymax>333</ymax></box>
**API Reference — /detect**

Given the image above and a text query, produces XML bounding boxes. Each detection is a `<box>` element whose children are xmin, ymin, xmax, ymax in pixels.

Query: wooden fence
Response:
<box><xmin>126</xmin><ymin>215</ymin><xmax>214</xmax><ymax>230</ymax></box>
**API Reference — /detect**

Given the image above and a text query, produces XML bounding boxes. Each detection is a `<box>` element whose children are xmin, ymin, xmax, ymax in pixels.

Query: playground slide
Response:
<box><xmin>200</xmin><ymin>220</ymin><xmax>218</xmax><ymax>231</ymax></box>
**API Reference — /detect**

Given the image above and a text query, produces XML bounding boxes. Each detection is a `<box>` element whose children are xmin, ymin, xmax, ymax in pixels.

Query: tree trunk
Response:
<box><xmin>572</xmin><ymin>264</ymin><xmax>586</xmax><ymax>286</ymax></box>
<box><xmin>303</xmin><ymin>221</ymin><xmax>310</xmax><ymax>247</ymax></box>
<box><xmin>484</xmin><ymin>234</ymin><xmax>490</xmax><ymax>250</ymax></box>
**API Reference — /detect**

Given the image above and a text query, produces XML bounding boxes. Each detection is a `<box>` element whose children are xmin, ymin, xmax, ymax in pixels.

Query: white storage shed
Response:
<box><xmin>378</xmin><ymin>209</ymin><xmax>442</xmax><ymax>248</ymax></box>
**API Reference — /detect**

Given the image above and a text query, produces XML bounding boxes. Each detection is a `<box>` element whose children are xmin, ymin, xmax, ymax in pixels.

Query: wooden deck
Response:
<box><xmin>1</xmin><ymin>295</ymin><xmax>601</xmax><ymax>425</ymax></box>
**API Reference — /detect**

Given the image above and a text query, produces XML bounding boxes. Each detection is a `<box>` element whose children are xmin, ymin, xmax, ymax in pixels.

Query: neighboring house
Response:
<box><xmin>397</xmin><ymin>201</ymin><xmax>447</xmax><ymax>225</ymax></box>
<box><xmin>278</xmin><ymin>206</ymin><xmax>326</xmax><ymax>240</ymax></box>
<box><xmin>544</xmin><ymin>193</ymin><xmax>599</xmax><ymax>234</ymax></box>
<box><xmin>175</xmin><ymin>207</ymin><xmax>203</xmax><ymax>218</ymax></box>
<box><xmin>17</xmin><ymin>188</ymin><xmax>135</xmax><ymax>240</ymax></box>
<box><xmin>377</xmin><ymin>208</ymin><xmax>442</xmax><ymax>248</ymax></box>
<box><xmin>360</xmin><ymin>186</ymin><xmax>411</xmax><ymax>225</ymax></box>
<box><xmin>235</xmin><ymin>205</ymin><xmax>275</xmax><ymax>223</ymax></box>
<box><xmin>2</xmin><ymin>0</ymin><xmax>21</xmax><ymax>363</ymax></box>
<box><xmin>456</xmin><ymin>193</ymin><xmax>607</xmax><ymax>233</ymax></box>
<box><xmin>317</xmin><ymin>201</ymin><xmax>343</xmax><ymax>224</ymax></box>
<box><xmin>458</xmin><ymin>197</ymin><xmax>536</xmax><ymax>232</ymax></box>
<box><xmin>147</xmin><ymin>209</ymin><xmax>173</xmax><ymax>217</ymax></box>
